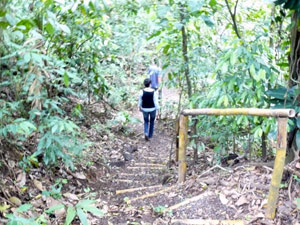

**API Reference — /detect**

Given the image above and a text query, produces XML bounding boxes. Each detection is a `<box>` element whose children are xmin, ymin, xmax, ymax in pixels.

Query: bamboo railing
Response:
<box><xmin>176</xmin><ymin>108</ymin><xmax>296</xmax><ymax>219</ymax></box>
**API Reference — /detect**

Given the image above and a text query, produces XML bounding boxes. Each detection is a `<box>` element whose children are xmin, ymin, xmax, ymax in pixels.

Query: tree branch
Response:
<box><xmin>224</xmin><ymin>0</ymin><xmax>241</xmax><ymax>39</ymax></box>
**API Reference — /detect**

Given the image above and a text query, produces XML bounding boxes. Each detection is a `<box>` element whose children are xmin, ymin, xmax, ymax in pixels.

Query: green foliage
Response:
<box><xmin>35</xmin><ymin>116</ymin><xmax>84</xmax><ymax>168</ymax></box>
<box><xmin>266</xmin><ymin>85</ymin><xmax>300</xmax><ymax>149</ymax></box>
<box><xmin>0</xmin><ymin>0</ymin><xmax>297</xmax><ymax>167</ymax></box>
<box><xmin>0</xmin><ymin>0</ymin><xmax>150</xmax><ymax>168</ymax></box>
<box><xmin>65</xmin><ymin>199</ymin><xmax>105</xmax><ymax>225</ymax></box>
<box><xmin>5</xmin><ymin>204</ymin><xmax>38</xmax><ymax>225</ymax></box>
<box><xmin>153</xmin><ymin>205</ymin><xmax>166</xmax><ymax>214</ymax></box>
<box><xmin>5</xmin><ymin>199</ymin><xmax>104</xmax><ymax>225</ymax></box>
<box><xmin>274</xmin><ymin>0</ymin><xmax>300</xmax><ymax>14</ymax></box>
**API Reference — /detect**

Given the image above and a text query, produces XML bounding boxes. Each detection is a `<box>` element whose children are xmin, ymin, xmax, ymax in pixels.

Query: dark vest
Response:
<box><xmin>142</xmin><ymin>90</ymin><xmax>155</xmax><ymax>108</ymax></box>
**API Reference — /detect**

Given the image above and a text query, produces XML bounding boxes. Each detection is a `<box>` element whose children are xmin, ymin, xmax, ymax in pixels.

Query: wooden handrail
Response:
<box><xmin>182</xmin><ymin>108</ymin><xmax>295</xmax><ymax>117</ymax></box>
<box><xmin>177</xmin><ymin>108</ymin><xmax>296</xmax><ymax>219</ymax></box>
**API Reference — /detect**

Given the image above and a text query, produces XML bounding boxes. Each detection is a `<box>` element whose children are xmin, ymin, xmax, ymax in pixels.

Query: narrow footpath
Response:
<box><xmin>90</xmin><ymin>87</ymin><xmax>298</xmax><ymax>225</ymax></box>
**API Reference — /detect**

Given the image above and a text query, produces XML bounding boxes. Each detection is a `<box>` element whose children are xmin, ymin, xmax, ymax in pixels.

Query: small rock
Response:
<box><xmin>122</xmin><ymin>152</ymin><xmax>132</xmax><ymax>161</ymax></box>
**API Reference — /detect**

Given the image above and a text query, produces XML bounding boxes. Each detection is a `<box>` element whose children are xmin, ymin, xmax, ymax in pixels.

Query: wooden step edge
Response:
<box><xmin>134</xmin><ymin>162</ymin><xmax>166</xmax><ymax>167</ymax></box>
<box><xmin>163</xmin><ymin>191</ymin><xmax>210</xmax><ymax>212</ymax></box>
<box><xmin>143</xmin><ymin>156</ymin><xmax>167</xmax><ymax>160</ymax></box>
<box><xmin>115</xmin><ymin>179</ymin><xmax>141</xmax><ymax>183</ymax></box>
<box><xmin>116</xmin><ymin>184</ymin><xmax>162</xmax><ymax>195</ymax></box>
<box><xmin>117</xmin><ymin>173</ymin><xmax>155</xmax><ymax>177</ymax></box>
<box><xmin>171</xmin><ymin>219</ymin><xmax>245</xmax><ymax>225</ymax></box>
<box><xmin>128</xmin><ymin>184</ymin><xmax>180</xmax><ymax>204</ymax></box>
<box><xmin>127</xmin><ymin>166</ymin><xmax>164</xmax><ymax>170</ymax></box>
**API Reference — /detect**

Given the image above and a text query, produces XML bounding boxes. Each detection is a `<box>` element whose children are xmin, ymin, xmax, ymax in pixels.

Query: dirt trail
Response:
<box><xmin>93</xmin><ymin>86</ymin><xmax>299</xmax><ymax>225</ymax></box>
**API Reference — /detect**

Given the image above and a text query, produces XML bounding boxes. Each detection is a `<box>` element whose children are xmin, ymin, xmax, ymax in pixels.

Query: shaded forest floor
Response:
<box><xmin>0</xmin><ymin>87</ymin><xmax>300</xmax><ymax>225</ymax></box>
<box><xmin>90</xmin><ymin>87</ymin><xmax>300</xmax><ymax>224</ymax></box>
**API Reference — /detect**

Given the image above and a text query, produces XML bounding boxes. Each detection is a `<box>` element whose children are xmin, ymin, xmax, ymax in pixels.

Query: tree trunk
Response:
<box><xmin>287</xmin><ymin>13</ymin><xmax>300</xmax><ymax>163</ymax></box>
<box><xmin>179</xmin><ymin>5</ymin><xmax>192</xmax><ymax>99</ymax></box>
<box><xmin>262</xmin><ymin>131</ymin><xmax>267</xmax><ymax>161</ymax></box>
<box><xmin>289</xmin><ymin>12</ymin><xmax>300</xmax><ymax>87</ymax></box>
<box><xmin>179</xmin><ymin>4</ymin><xmax>197</xmax><ymax>163</ymax></box>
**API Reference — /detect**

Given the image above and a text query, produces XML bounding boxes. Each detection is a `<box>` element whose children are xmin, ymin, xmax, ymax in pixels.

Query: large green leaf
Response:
<box><xmin>84</xmin><ymin>205</ymin><xmax>105</xmax><ymax>217</ymax></box>
<box><xmin>266</xmin><ymin>87</ymin><xmax>288</xmax><ymax>100</ymax></box>
<box><xmin>0</xmin><ymin>21</ymin><xmax>9</xmax><ymax>29</ymax></box>
<box><xmin>157</xmin><ymin>5</ymin><xmax>169</xmax><ymax>18</ymax></box>
<box><xmin>5</xmin><ymin>13</ymin><xmax>16</xmax><ymax>26</ymax></box>
<box><xmin>17</xmin><ymin>204</ymin><xmax>32</xmax><ymax>213</ymax></box>
<box><xmin>201</xmin><ymin>15</ymin><xmax>214</xmax><ymax>27</ymax></box>
<box><xmin>77</xmin><ymin>208</ymin><xmax>88</xmax><ymax>225</ymax></box>
<box><xmin>45</xmin><ymin>204</ymin><xmax>65</xmax><ymax>214</ymax></box>
<box><xmin>146</xmin><ymin>30</ymin><xmax>162</xmax><ymax>40</ymax></box>
<box><xmin>296</xmin><ymin>130</ymin><xmax>300</xmax><ymax>149</ymax></box>
<box><xmin>64</xmin><ymin>72</ymin><xmax>69</xmax><ymax>87</ymax></box>
<box><xmin>76</xmin><ymin>199</ymin><xmax>96</xmax><ymax>208</ymax></box>
<box><xmin>17</xmin><ymin>19</ymin><xmax>34</xmax><ymax>32</ymax></box>
<box><xmin>296</xmin><ymin>117</ymin><xmax>300</xmax><ymax>128</ymax></box>
<box><xmin>187</xmin><ymin>0</ymin><xmax>204</xmax><ymax>12</ymax></box>
<box><xmin>65</xmin><ymin>207</ymin><xmax>76</xmax><ymax>225</ymax></box>
<box><xmin>45</xmin><ymin>22</ymin><xmax>55</xmax><ymax>35</ymax></box>
<box><xmin>274</xmin><ymin>0</ymin><xmax>288</xmax><ymax>5</ymax></box>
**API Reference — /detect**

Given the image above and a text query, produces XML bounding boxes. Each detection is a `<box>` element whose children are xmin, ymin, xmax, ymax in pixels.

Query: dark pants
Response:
<box><xmin>143</xmin><ymin>110</ymin><xmax>156</xmax><ymax>138</ymax></box>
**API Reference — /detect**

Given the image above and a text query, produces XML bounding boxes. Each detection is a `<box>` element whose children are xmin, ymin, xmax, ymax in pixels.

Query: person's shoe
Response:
<box><xmin>145</xmin><ymin>135</ymin><xmax>149</xmax><ymax>141</ymax></box>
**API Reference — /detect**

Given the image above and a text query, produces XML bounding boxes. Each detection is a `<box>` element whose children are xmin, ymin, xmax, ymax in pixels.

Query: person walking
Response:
<box><xmin>148</xmin><ymin>59</ymin><xmax>162</xmax><ymax>99</ymax></box>
<box><xmin>138</xmin><ymin>78</ymin><xmax>160</xmax><ymax>141</ymax></box>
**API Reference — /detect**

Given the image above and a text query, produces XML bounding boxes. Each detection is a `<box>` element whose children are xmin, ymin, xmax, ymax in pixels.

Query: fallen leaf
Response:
<box><xmin>245</xmin><ymin>166</ymin><xmax>256</xmax><ymax>171</ymax></box>
<box><xmin>0</xmin><ymin>203</ymin><xmax>10</xmax><ymax>212</ymax></box>
<box><xmin>16</xmin><ymin>172</ymin><xmax>26</xmax><ymax>187</ymax></box>
<box><xmin>63</xmin><ymin>193</ymin><xmax>79</xmax><ymax>201</ymax></box>
<box><xmin>9</xmin><ymin>196</ymin><xmax>22</xmax><ymax>206</ymax></box>
<box><xmin>47</xmin><ymin>197</ymin><xmax>66</xmax><ymax>219</ymax></box>
<box><xmin>73</xmin><ymin>172</ymin><xmax>86</xmax><ymax>180</ymax></box>
<box><xmin>34</xmin><ymin>179</ymin><xmax>44</xmax><ymax>191</ymax></box>
<box><xmin>235</xmin><ymin>196</ymin><xmax>248</xmax><ymax>207</ymax></box>
<box><xmin>260</xmin><ymin>199</ymin><xmax>268</xmax><ymax>209</ymax></box>
<box><xmin>219</xmin><ymin>193</ymin><xmax>229</xmax><ymax>205</ymax></box>
<box><xmin>31</xmin><ymin>199</ymin><xmax>43</xmax><ymax>208</ymax></box>
<box><xmin>8</xmin><ymin>160</ymin><xmax>15</xmax><ymax>168</ymax></box>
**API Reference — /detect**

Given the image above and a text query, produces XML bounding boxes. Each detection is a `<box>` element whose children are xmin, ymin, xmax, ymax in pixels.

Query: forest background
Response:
<box><xmin>1</xmin><ymin>0</ymin><xmax>300</xmax><ymax>224</ymax></box>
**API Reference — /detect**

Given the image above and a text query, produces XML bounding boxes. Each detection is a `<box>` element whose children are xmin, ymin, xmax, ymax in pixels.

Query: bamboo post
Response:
<box><xmin>175</xmin><ymin>118</ymin><xmax>180</xmax><ymax>162</ymax></box>
<box><xmin>266</xmin><ymin>117</ymin><xmax>288</xmax><ymax>219</ymax></box>
<box><xmin>178</xmin><ymin>115</ymin><xmax>188</xmax><ymax>183</ymax></box>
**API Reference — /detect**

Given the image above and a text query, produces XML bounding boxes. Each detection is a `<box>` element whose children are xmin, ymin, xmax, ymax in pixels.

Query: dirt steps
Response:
<box><xmin>104</xmin><ymin>102</ymin><xmax>243</xmax><ymax>224</ymax></box>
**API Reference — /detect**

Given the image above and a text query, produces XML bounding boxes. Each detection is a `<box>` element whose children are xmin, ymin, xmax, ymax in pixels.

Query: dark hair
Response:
<box><xmin>144</xmin><ymin>78</ymin><xmax>151</xmax><ymax>87</ymax></box>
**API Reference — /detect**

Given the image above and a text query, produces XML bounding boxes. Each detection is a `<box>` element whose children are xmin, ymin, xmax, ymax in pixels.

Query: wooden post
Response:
<box><xmin>266</xmin><ymin>117</ymin><xmax>288</xmax><ymax>219</ymax></box>
<box><xmin>178</xmin><ymin>115</ymin><xmax>188</xmax><ymax>183</ymax></box>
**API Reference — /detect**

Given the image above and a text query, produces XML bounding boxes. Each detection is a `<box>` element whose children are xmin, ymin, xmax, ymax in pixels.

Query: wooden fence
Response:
<box><xmin>176</xmin><ymin>108</ymin><xmax>295</xmax><ymax>219</ymax></box>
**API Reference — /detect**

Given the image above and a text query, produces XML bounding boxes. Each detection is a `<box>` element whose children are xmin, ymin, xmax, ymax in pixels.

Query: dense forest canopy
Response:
<box><xmin>1</xmin><ymin>0</ymin><xmax>299</xmax><ymax>166</ymax></box>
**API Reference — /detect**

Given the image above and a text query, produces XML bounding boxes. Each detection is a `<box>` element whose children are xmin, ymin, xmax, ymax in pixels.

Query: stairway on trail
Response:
<box><xmin>94</xmin><ymin>87</ymin><xmax>246</xmax><ymax>224</ymax></box>
<box><xmin>101</xmin><ymin>121</ymin><xmax>243</xmax><ymax>225</ymax></box>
